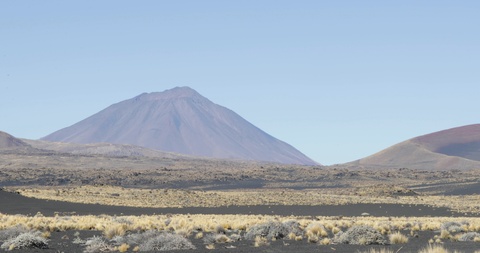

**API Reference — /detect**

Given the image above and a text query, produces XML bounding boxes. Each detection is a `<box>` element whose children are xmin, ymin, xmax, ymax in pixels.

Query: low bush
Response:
<box><xmin>112</xmin><ymin>229</ymin><xmax>162</xmax><ymax>246</ymax></box>
<box><xmin>84</xmin><ymin>236</ymin><xmax>114</xmax><ymax>253</ymax></box>
<box><xmin>458</xmin><ymin>232</ymin><xmax>480</xmax><ymax>242</ymax></box>
<box><xmin>333</xmin><ymin>226</ymin><xmax>387</xmax><ymax>245</ymax></box>
<box><xmin>0</xmin><ymin>225</ymin><xmax>29</xmax><ymax>241</ymax></box>
<box><xmin>139</xmin><ymin>233</ymin><xmax>196</xmax><ymax>251</ymax></box>
<box><xmin>0</xmin><ymin>231</ymin><xmax>48</xmax><ymax>250</ymax></box>
<box><xmin>245</xmin><ymin>221</ymin><xmax>296</xmax><ymax>240</ymax></box>
<box><xmin>440</xmin><ymin>221</ymin><xmax>466</xmax><ymax>233</ymax></box>
<box><xmin>203</xmin><ymin>233</ymin><xmax>231</xmax><ymax>244</ymax></box>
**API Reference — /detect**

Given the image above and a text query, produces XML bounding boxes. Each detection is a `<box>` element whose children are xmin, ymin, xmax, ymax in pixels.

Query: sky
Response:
<box><xmin>1</xmin><ymin>1</ymin><xmax>479</xmax><ymax>165</ymax></box>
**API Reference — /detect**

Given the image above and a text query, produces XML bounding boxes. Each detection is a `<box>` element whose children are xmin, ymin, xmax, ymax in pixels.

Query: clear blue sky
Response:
<box><xmin>1</xmin><ymin>1</ymin><xmax>479</xmax><ymax>165</ymax></box>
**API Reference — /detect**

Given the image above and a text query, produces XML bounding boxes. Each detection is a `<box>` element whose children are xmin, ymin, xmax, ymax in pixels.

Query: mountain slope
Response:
<box><xmin>349</xmin><ymin>124</ymin><xmax>480</xmax><ymax>170</ymax></box>
<box><xmin>42</xmin><ymin>87</ymin><xmax>317</xmax><ymax>165</ymax></box>
<box><xmin>0</xmin><ymin>131</ymin><xmax>30</xmax><ymax>149</ymax></box>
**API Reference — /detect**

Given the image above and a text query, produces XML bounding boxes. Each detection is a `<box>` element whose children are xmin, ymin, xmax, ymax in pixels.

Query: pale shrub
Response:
<box><xmin>245</xmin><ymin>221</ymin><xmax>297</xmax><ymax>240</ymax></box>
<box><xmin>333</xmin><ymin>226</ymin><xmax>387</xmax><ymax>245</ymax></box>
<box><xmin>139</xmin><ymin>233</ymin><xmax>195</xmax><ymax>251</ymax></box>
<box><xmin>84</xmin><ymin>236</ymin><xmax>114</xmax><ymax>253</ymax></box>
<box><xmin>458</xmin><ymin>232</ymin><xmax>480</xmax><ymax>241</ymax></box>
<box><xmin>0</xmin><ymin>231</ymin><xmax>48</xmax><ymax>250</ymax></box>
<box><xmin>0</xmin><ymin>225</ymin><xmax>29</xmax><ymax>241</ymax></box>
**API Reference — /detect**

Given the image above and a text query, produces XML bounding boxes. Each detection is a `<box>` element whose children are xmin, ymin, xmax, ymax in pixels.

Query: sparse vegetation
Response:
<box><xmin>138</xmin><ymin>233</ymin><xmax>196</xmax><ymax>251</ymax></box>
<box><xmin>0</xmin><ymin>231</ymin><xmax>48</xmax><ymax>251</ymax></box>
<box><xmin>333</xmin><ymin>225</ymin><xmax>387</xmax><ymax>245</ymax></box>
<box><xmin>245</xmin><ymin>221</ymin><xmax>291</xmax><ymax>240</ymax></box>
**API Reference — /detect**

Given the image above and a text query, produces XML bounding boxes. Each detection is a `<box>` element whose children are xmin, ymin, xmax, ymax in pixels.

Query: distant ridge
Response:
<box><xmin>348</xmin><ymin>124</ymin><xmax>480</xmax><ymax>170</ymax></box>
<box><xmin>42</xmin><ymin>87</ymin><xmax>317</xmax><ymax>165</ymax></box>
<box><xmin>0</xmin><ymin>131</ymin><xmax>30</xmax><ymax>149</ymax></box>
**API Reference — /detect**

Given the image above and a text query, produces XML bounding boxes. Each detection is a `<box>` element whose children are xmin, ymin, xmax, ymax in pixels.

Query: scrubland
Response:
<box><xmin>2</xmin><ymin>152</ymin><xmax>480</xmax><ymax>252</ymax></box>
<box><xmin>7</xmin><ymin>185</ymin><xmax>480</xmax><ymax>215</ymax></box>
<box><xmin>1</xmin><ymin>212</ymin><xmax>480</xmax><ymax>252</ymax></box>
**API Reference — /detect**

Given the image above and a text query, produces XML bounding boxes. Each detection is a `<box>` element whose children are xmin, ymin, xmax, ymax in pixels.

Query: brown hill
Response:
<box><xmin>0</xmin><ymin>131</ymin><xmax>30</xmax><ymax>149</ymax></box>
<box><xmin>348</xmin><ymin>124</ymin><xmax>480</xmax><ymax>170</ymax></box>
<box><xmin>42</xmin><ymin>87</ymin><xmax>317</xmax><ymax>165</ymax></box>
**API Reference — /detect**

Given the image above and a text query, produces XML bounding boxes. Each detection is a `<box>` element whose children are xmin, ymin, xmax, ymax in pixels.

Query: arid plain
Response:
<box><xmin>1</xmin><ymin>139</ymin><xmax>480</xmax><ymax>252</ymax></box>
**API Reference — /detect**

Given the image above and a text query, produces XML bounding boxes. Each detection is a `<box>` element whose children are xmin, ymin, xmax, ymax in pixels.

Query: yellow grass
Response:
<box><xmin>1</xmin><ymin>212</ymin><xmax>480</xmax><ymax>238</ymax></box>
<box><xmin>254</xmin><ymin>236</ymin><xmax>269</xmax><ymax>247</ymax></box>
<box><xmin>7</xmin><ymin>185</ymin><xmax>480</xmax><ymax>215</ymax></box>
<box><xmin>117</xmin><ymin>243</ymin><xmax>130</xmax><ymax>252</ymax></box>
<box><xmin>418</xmin><ymin>244</ymin><xmax>450</xmax><ymax>253</ymax></box>
<box><xmin>389</xmin><ymin>231</ymin><xmax>409</xmax><ymax>244</ymax></box>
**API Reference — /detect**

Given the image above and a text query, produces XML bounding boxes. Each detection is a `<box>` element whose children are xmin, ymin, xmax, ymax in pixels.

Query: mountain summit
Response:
<box><xmin>42</xmin><ymin>87</ymin><xmax>317</xmax><ymax>165</ymax></box>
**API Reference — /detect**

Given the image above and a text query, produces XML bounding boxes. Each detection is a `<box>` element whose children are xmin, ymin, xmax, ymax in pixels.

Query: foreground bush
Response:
<box><xmin>458</xmin><ymin>232</ymin><xmax>480</xmax><ymax>242</ymax></box>
<box><xmin>84</xmin><ymin>236</ymin><xmax>115</xmax><ymax>253</ymax></box>
<box><xmin>440</xmin><ymin>221</ymin><xmax>466</xmax><ymax>233</ymax></box>
<box><xmin>245</xmin><ymin>221</ymin><xmax>299</xmax><ymax>240</ymax></box>
<box><xmin>112</xmin><ymin>230</ymin><xmax>163</xmax><ymax>246</ymax></box>
<box><xmin>138</xmin><ymin>233</ymin><xmax>196</xmax><ymax>251</ymax></box>
<box><xmin>0</xmin><ymin>231</ymin><xmax>48</xmax><ymax>251</ymax></box>
<box><xmin>333</xmin><ymin>225</ymin><xmax>387</xmax><ymax>245</ymax></box>
<box><xmin>0</xmin><ymin>225</ymin><xmax>29</xmax><ymax>242</ymax></box>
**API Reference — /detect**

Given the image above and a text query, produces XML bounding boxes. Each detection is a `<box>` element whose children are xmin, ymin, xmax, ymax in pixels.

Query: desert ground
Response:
<box><xmin>1</xmin><ymin>149</ymin><xmax>480</xmax><ymax>252</ymax></box>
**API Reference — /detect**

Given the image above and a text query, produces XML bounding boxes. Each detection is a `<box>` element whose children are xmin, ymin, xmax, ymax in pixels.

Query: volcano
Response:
<box><xmin>42</xmin><ymin>87</ymin><xmax>317</xmax><ymax>165</ymax></box>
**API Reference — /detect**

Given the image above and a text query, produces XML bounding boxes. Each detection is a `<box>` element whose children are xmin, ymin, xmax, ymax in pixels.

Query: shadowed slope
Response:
<box><xmin>42</xmin><ymin>87</ymin><xmax>317</xmax><ymax>165</ymax></box>
<box><xmin>413</xmin><ymin>124</ymin><xmax>480</xmax><ymax>161</ymax></box>
<box><xmin>350</xmin><ymin>124</ymin><xmax>480</xmax><ymax>170</ymax></box>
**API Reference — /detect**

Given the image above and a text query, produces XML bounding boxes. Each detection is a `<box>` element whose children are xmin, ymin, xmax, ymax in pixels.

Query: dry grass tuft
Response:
<box><xmin>319</xmin><ymin>237</ymin><xmax>331</xmax><ymax>245</ymax></box>
<box><xmin>440</xmin><ymin>230</ymin><xmax>451</xmax><ymax>240</ymax></box>
<box><xmin>195</xmin><ymin>232</ymin><xmax>204</xmax><ymax>239</ymax></box>
<box><xmin>288</xmin><ymin>232</ymin><xmax>296</xmax><ymax>240</ymax></box>
<box><xmin>103</xmin><ymin>224</ymin><xmax>127</xmax><ymax>239</ymax></box>
<box><xmin>307</xmin><ymin>234</ymin><xmax>319</xmax><ymax>243</ymax></box>
<box><xmin>418</xmin><ymin>244</ymin><xmax>451</xmax><ymax>253</ymax></box>
<box><xmin>41</xmin><ymin>231</ymin><xmax>51</xmax><ymax>239</ymax></box>
<box><xmin>389</xmin><ymin>231</ymin><xmax>408</xmax><ymax>244</ymax></box>
<box><xmin>117</xmin><ymin>243</ymin><xmax>130</xmax><ymax>252</ymax></box>
<box><xmin>254</xmin><ymin>236</ymin><xmax>269</xmax><ymax>247</ymax></box>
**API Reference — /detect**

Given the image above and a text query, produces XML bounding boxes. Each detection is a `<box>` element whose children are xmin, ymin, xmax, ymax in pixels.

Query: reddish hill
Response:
<box><xmin>349</xmin><ymin>124</ymin><xmax>480</xmax><ymax>170</ymax></box>
<box><xmin>412</xmin><ymin>124</ymin><xmax>480</xmax><ymax>161</ymax></box>
<box><xmin>42</xmin><ymin>87</ymin><xmax>317</xmax><ymax>165</ymax></box>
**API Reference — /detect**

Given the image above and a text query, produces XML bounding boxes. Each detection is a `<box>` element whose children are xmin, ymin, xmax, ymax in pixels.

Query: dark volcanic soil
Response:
<box><xmin>0</xmin><ymin>189</ymin><xmax>476</xmax><ymax>217</ymax></box>
<box><xmin>2</xmin><ymin>190</ymin><xmax>480</xmax><ymax>252</ymax></box>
